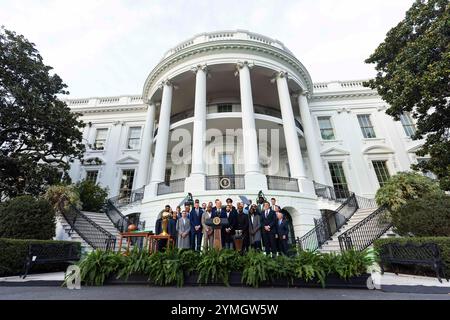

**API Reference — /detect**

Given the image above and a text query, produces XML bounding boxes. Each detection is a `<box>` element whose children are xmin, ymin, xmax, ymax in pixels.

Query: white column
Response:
<box><xmin>136</xmin><ymin>102</ymin><xmax>156</xmax><ymax>188</ymax></box>
<box><xmin>236</xmin><ymin>61</ymin><xmax>267</xmax><ymax>190</ymax></box>
<box><xmin>298</xmin><ymin>92</ymin><xmax>326</xmax><ymax>184</ymax></box>
<box><xmin>185</xmin><ymin>65</ymin><xmax>207</xmax><ymax>192</ymax></box>
<box><xmin>275</xmin><ymin>71</ymin><xmax>313</xmax><ymax>194</ymax></box>
<box><xmin>147</xmin><ymin>80</ymin><xmax>173</xmax><ymax>196</ymax></box>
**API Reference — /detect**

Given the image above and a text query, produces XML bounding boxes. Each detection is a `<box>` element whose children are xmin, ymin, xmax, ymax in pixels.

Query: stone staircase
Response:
<box><xmin>58</xmin><ymin>211</ymin><xmax>121</xmax><ymax>254</ymax></box>
<box><xmin>319</xmin><ymin>207</ymin><xmax>377</xmax><ymax>254</ymax></box>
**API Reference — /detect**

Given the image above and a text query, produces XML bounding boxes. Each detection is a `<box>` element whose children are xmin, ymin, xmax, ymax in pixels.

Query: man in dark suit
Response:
<box><xmin>211</xmin><ymin>199</ymin><xmax>223</xmax><ymax>218</ymax></box>
<box><xmin>189</xmin><ymin>199</ymin><xmax>203</xmax><ymax>251</ymax></box>
<box><xmin>234</xmin><ymin>203</ymin><xmax>249</xmax><ymax>252</ymax></box>
<box><xmin>260</xmin><ymin>201</ymin><xmax>277</xmax><ymax>257</ymax></box>
<box><xmin>221</xmin><ymin>204</ymin><xmax>236</xmax><ymax>249</ymax></box>
<box><xmin>256</xmin><ymin>196</ymin><xmax>265</xmax><ymax>215</ymax></box>
<box><xmin>275</xmin><ymin>207</ymin><xmax>289</xmax><ymax>255</ymax></box>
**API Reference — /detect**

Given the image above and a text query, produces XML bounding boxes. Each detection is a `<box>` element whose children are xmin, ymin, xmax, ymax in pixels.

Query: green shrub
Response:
<box><xmin>197</xmin><ymin>249</ymin><xmax>243</xmax><ymax>286</ymax></box>
<box><xmin>78</xmin><ymin>249</ymin><xmax>125</xmax><ymax>286</ymax></box>
<box><xmin>292</xmin><ymin>250</ymin><xmax>326</xmax><ymax>287</ymax></box>
<box><xmin>321</xmin><ymin>249</ymin><xmax>375</xmax><ymax>280</ymax></box>
<box><xmin>0</xmin><ymin>196</ymin><xmax>55</xmax><ymax>240</ymax></box>
<box><xmin>76</xmin><ymin>248</ymin><xmax>374</xmax><ymax>288</ymax></box>
<box><xmin>241</xmin><ymin>249</ymin><xmax>278</xmax><ymax>288</ymax></box>
<box><xmin>374</xmin><ymin>237</ymin><xmax>450</xmax><ymax>276</ymax></box>
<box><xmin>392</xmin><ymin>194</ymin><xmax>450</xmax><ymax>236</ymax></box>
<box><xmin>375</xmin><ymin>172</ymin><xmax>443</xmax><ymax>211</ymax></box>
<box><xmin>75</xmin><ymin>180</ymin><xmax>108</xmax><ymax>212</ymax></box>
<box><xmin>0</xmin><ymin>238</ymin><xmax>81</xmax><ymax>276</ymax></box>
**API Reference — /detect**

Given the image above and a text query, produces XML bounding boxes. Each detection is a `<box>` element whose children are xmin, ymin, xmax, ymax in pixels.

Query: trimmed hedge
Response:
<box><xmin>0</xmin><ymin>195</ymin><xmax>55</xmax><ymax>240</ymax></box>
<box><xmin>374</xmin><ymin>237</ymin><xmax>450</xmax><ymax>276</ymax></box>
<box><xmin>0</xmin><ymin>238</ymin><xmax>81</xmax><ymax>276</ymax></box>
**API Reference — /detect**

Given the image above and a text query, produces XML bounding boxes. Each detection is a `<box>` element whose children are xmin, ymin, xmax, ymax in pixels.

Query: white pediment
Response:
<box><xmin>116</xmin><ymin>156</ymin><xmax>139</xmax><ymax>165</ymax></box>
<box><xmin>407</xmin><ymin>144</ymin><xmax>424</xmax><ymax>153</ymax></box>
<box><xmin>320</xmin><ymin>147</ymin><xmax>350</xmax><ymax>156</ymax></box>
<box><xmin>362</xmin><ymin>145</ymin><xmax>394</xmax><ymax>155</ymax></box>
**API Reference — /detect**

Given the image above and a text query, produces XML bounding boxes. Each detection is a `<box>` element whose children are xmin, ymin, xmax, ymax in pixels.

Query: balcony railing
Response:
<box><xmin>266</xmin><ymin>175</ymin><xmax>299</xmax><ymax>192</ymax></box>
<box><xmin>157</xmin><ymin>178</ymin><xmax>185</xmax><ymax>196</ymax></box>
<box><xmin>313</xmin><ymin>181</ymin><xmax>350</xmax><ymax>203</ymax></box>
<box><xmin>169</xmin><ymin>104</ymin><xmax>303</xmax><ymax>131</ymax></box>
<box><xmin>109</xmin><ymin>186</ymin><xmax>145</xmax><ymax>208</ymax></box>
<box><xmin>206</xmin><ymin>175</ymin><xmax>245</xmax><ymax>190</ymax></box>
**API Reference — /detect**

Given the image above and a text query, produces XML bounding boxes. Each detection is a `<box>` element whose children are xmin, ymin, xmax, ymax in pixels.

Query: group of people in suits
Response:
<box><xmin>155</xmin><ymin>196</ymin><xmax>291</xmax><ymax>256</ymax></box>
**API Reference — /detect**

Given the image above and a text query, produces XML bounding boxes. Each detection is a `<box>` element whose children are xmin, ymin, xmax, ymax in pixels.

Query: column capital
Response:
<box><xmin>300</xmin><ymin>90</ymin><xmax>311</xmax><ymax>99</ymax></box>
<box><xmin>158</xmin><ymin>78</ymin><xmax>176</xmax><ymax>89</ymax></box>
<box><xmin>270</xmin><ymin>70</ymin><xmax>288</xmax><ymax>83</ymax></box>
<box><xmin>191</xmin><ymin>64</ymin><xmax>208</xmax><ymax>74</ymax></box>
<box><xmin>235</xmin><ymin>61</ymin><xmax>254</xmax><ymax>76</ymax></box>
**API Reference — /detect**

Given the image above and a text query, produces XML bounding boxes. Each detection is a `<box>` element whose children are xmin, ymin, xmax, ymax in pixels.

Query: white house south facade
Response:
<box><xmin>66</xmin><ymin>30</ymin><xmax>424</xmax><ymax>239</ymax></box>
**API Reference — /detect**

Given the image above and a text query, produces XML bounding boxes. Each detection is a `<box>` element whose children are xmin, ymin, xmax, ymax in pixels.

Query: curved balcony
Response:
<box><xmin>168</xmin><ymin>104</ymin><xmax>304</xmax><ymax>132</ymax></box>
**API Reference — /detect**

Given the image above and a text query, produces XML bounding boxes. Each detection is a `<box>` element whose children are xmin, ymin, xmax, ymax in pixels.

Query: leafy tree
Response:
<box><xmin>0</xmin><ymin>195</ymin><xmax>55</xmax><ymax>240</ymax></box>
<box><xmin>0</xmin><ymin>27</ymin><xmax>85</xmax><ymax>201</ymax></box>
<box><xmin>364</xmin><ymin>0</ymin><xmax>450</xmax><ymax>190</ymax></box>
<box><xmin>75</xmin><ymin>180</ymin><xmax>108</xmax><ymax>212</ymax></box>
<box><xmin>375</xmin><ymin>172</ymin><xmax>443</xmax><ymax>211</ymax></box>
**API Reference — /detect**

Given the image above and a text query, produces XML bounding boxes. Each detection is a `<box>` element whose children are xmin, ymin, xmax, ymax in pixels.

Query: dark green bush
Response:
<box><xmin>0</xmin><ymin>238</ymin><xmax>81</xmax><ymax>276</ymax></box>
<box><xmin>392</xmin><ymin>194</ymin><xmax>450</xmax><ymax>236</ymax></box>
<box><xmin>374</xmin><ymin>237</ymin><xmax>450</xmax><ymax>275</ymax></box>
<box><xmin>75</xmin><ymin>180</ymin><xmax>108</xmax><ymax>212</ymax></box>
<box><xmin>0</xmin><ymin>195</ymin><xmax>55</xmax><ymax>240</ymax></box>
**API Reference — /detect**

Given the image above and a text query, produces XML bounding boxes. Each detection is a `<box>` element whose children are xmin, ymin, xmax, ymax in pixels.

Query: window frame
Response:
<box><xmin>317</xmin><ymin>116</ymin><xmax>336</xmax><ymax>141</ymax></box>
<box><xmin>357</xmin><ymin>114</ymin><xmax>377</xmax><ymax>139</ymax></box>
<box><xmin>399</xmin><ymin>112</ymin><xmax>416</xmax><ymax>138</ymax></box>
<box><xmin>372</xmin><ymin>160</ymin><xmax>391</xmax><ymax>187</ymax></box>
<box><xmin>92</xmin><ymin>128</ymin><xmax>109</xmax><ymax>151</ymax></box>
<box><xmin>126</xmin><ymin>126</ymin><xmax>142</xmax><ymax>150</ymax></box>
<box><xmin>328</xmin><ymin>161</ymin><xmax>350</xmax><ymax>199</ymax></box>
<box><xmin>85</xmin><ymin>170</ymin><xmax>99</xmax><ymax>184</ymax></box>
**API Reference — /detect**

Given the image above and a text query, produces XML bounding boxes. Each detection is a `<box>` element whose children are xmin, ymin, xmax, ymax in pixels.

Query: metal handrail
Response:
<box><xmin>169</xmin><ymin>104</ymin><xmax>304</xmax><ymax>131</ymax></box>
<box><xmin>59</xmin><ymin>198</ymin><xmax>116</xmax><ymax>251</ymax></box>
<box><xmin>296</xmin><ymin>193</ymin><xmax>358</xmax><ymax>251</ymax></box>
<box><xmin>338</xmin><ymin>205</ymin><xmax>391</xmax><ymax>251</ymax></box>
<box><xmin>105</xmin><ymin>199</ymin><xmax>145</xmax><ymax>233</ymax></box>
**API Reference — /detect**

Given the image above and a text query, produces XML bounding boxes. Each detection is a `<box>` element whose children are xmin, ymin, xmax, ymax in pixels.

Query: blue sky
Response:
<box><xmin>0</xmin><ymin>0</ymin><xmax>414</xmax><ymax>98</ymax></box>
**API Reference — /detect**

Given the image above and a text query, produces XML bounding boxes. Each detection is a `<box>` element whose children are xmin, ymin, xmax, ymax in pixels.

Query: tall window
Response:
<box><xmin>400</xmin><ymin>113</ymin><xmax>416</xmax><ymax>137</ymax></box>
<box><xmin>119</xmin><ymin>169</ymin><xmax>135</xmax><ymax>199</ymax></box>
<box><xmin>357</xmin><ymin>114</ymin><xmax>376</xmax><ymax>138</ymax></box>
<box><xmin>219</xmin><ymin>153</ymin><xmax>234</xmax><ymax>176</ymax></box>
<box><xmin>85</xmin><ymin>170</ymin><xmax>99</xmax><ymax>183</ymax></box>
<box><xmin>317</xmin><ymin>116</ymin><xmax>335</xmax><ymax>140</ymax></box>
<box><xmin>93</xmin><ymin>128</ymin><xmax>108</xmax><ymax>150</ymax></box>
<box><xmin>127</xmin><ymin>127</ymin><xmax>141</xmax><ymax>149</ymax></box>
<box><xmin>328</xmin><ymin>162</ymin><xmax>350</xmax><ymax>199</ymax></box>
<box><xmin>164</xmin><ymin>168</ymin><xmax>172</xmax><ymax>184</ymax></box>
<box><xmin>372</xmin><ymin>160</ymin><xmax>390</xmax><ymax>187</ymax></box>
<box><xmin>218</xmin><ymin>104</ymin><xmax>232</xmax><ymax>113</ymax></box>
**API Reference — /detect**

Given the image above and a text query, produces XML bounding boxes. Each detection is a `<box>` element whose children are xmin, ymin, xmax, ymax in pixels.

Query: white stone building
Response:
<box><xmin>66</xmin><ymin>30</ymin><xmax>424</xmax><ymax>240</ymax></box>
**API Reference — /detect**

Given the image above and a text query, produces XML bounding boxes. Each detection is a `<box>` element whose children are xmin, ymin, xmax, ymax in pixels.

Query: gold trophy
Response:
<box><xmin>159</xmin><ymin>211</ymin><xmax>171</xmax><ymax>236</ymax></box>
